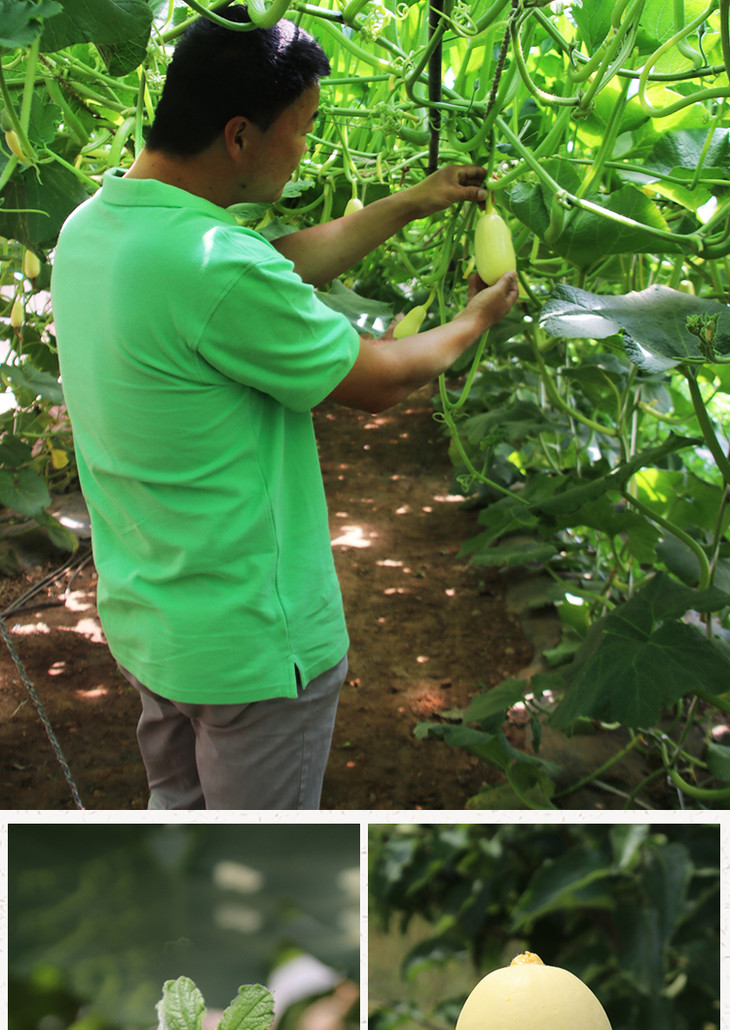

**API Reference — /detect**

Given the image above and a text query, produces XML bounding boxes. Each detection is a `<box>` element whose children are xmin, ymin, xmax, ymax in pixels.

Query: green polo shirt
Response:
<box><xmin>51</xmin><ymin>170</ymin><xmax>359</xmax><ymax>703</ymax></box>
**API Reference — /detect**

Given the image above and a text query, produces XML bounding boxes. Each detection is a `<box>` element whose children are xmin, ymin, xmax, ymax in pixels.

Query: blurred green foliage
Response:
<box><xmin>9</xmin><ymin>824</ymin><xmax>360</xmax><ymax>1030</ymax></box>
<box><xmin>368</xmin><ymin>822</ymin><xmax>720</xmax><ymax>1030</ymax></box>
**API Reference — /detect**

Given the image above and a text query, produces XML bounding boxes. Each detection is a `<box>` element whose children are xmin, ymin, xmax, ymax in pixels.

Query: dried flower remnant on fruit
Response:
<box><xmin>454</xmin><ymin>950</ymin><xmax>612</xmax><ymax>1030</ymax></box>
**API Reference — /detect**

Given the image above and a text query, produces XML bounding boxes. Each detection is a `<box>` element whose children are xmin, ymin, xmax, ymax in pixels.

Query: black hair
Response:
<box><xmin>145</xmin><ymin>3</ymin><xmax>330</xmax><ymax>157</ymax></box>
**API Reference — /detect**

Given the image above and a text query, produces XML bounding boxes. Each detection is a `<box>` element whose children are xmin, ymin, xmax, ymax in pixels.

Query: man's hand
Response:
<box><xmin>455</xmin><ymin>270</ymin><xmax>520</xmax><ymax>337</ymax></box>
<box><xmin>328</xmin><ymin>270</ymin><xmax>519</xmax><ymax>414</ymax></box>
<box><xmin>404</xmin><ymin>164</ymin><xmax>488</xmax><ymax>218</ymax></box>
<box><xmin>275</xmin><ymin>164</ymin><xmax>490</xmax><ymax>288</ymax></box>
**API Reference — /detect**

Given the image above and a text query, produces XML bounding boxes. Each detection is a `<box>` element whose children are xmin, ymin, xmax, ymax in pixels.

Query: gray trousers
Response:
<box><xmin>119</xmin><ymin>655</ymin><xmax>347</xmax><ymax>811</ymax></box>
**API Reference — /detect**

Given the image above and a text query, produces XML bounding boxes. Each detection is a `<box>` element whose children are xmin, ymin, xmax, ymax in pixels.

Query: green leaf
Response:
<box><xmin>468</xmin><ymin>540</ymin><xmax>558</xmax><ymax>568</ymax></box>
<box><xmin>571</xmin><ymin>0</ymin><xmax>614</xmax><ymax>50</ymax></box>
<box><xmin>550</xmin><ymin>574</ymin><xmax>730</xmax><ymax>729</ymax></box>
<box><xmin>96</xmin><ymin>33</ymin><xmax>149</xmax><ymax>75</ymax></box>
<box><xmin>0</xmin><ymin>466</ymin><xmax>51</xmax><ymax>516</ymax></box>
<box><xmin>1</xmin><ymin>363</ymin><xmax>63</xmax><ymax>405</ymax></box>
<box><xmin>465</xmin><ymin>775</ymin><xmax>554</xmax><ymax>810</ymax></box>
<box><xmin>35</xmin><ymin>509</ymin><xmax>79</xmax><ymax>551</ymax></box>
<box><xmin>0</xmin><ymin>435</ymin><xmax>34</xmax><ymax>466</ymax></box>
<box><xmin>510</xmin><ymin>847</ymin><xmax>616</xmax><ymax>930</ymax></box>
<box><xmin>317</xmin><ymin>279</ymin><xmax>394</xmax><ymax>337</ymax></box>
<box><xmin>526</xmin><ymin>435</ymin><xmax>700</xmax><ymax>519</ymax></box>
<box><xmin>40</xmin><ymin>0</ymin><xmax>153</xmax><ymax>51</ymax></box>
<box><xmin>461</xmin><ymin>678</ymin><xmax>534</xmax><ymax>730</ymax></box>
<box><xmin>634</xmin><ymin>468</ymin><xmax>730</xmax><ymax>536</ymax></box>
<box><xmin>646</xmin><ymin>128</ymin><xmax>730</xmax><ymax>176</ymax></box>
<box><xmin>540</xmin><ymin>284</ymin><xmax>730</xmax><ymax>371</ymax></box>
<box><xmin>461</xmin><ymin>496</ymin><xmax>540</xmax><ymax>555</ymax></box>
<box><xmin>217</xmin><ymin>984</ymin><xmax>275</xmax><ymax>1030</ymax></box>
<box><xmin>508</xmin><ymin>170</ymin><xmax>686</xmax><ymax>262</ymax></box>
<box><xmin>0</xmin><ymin>0</ymin><xmax>62</xmax><ymax>48</ymax></box>
<box><xmin>156</xmin><ymin>977</ymin><xmax>206</xmax><ymax>1030</ymax></box>
<box><xmin>643</xmin><ymin>843</ymin><xmax>692</xmax><ymax>948</ymax></box>
<box><xmin>706</xmin><ymin>741</ymin><xmax>730</xmax><ymax>783</ymax></box>
<box><xmin>460</xmin><ymin>401</ymin><xmax>560</xmax><ymax>445</ymax></box>
<box><xmin>0</xmin><ymin>162</ymin><xmax>89</xmax><ymax>250</ymax></box>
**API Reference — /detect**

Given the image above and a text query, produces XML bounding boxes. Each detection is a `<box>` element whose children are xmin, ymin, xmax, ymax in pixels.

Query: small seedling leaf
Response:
<box><xmin>217</xmin><ymin>984</ymin><xmax>275</xmax><ymax>1030</ymax></box>
<box><xmin>156</xmin><ymin>976</ymin><xmax>207</xmax><ymax>1030</ymax></box>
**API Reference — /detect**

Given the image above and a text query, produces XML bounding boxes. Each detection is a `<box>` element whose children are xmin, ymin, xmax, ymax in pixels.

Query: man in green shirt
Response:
<box><xmin>51</xmin><ymin>4</ymin><xmax>518</xmax><ymax>810</ymax></box>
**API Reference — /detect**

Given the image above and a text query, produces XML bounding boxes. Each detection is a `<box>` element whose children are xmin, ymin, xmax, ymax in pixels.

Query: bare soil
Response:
<box><xmin>3</xmin><ymin>388</ymin><xmax>687</xmax><ymax>811</ymax></box>
<box><xmin>0</xmin><ymin>389</ymin><xmax>545</xmax><ymax>810</ymax></box>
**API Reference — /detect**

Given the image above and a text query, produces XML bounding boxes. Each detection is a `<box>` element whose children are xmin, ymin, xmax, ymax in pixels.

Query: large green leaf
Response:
<box><xmin>510</xmin><ymin>847</ymin><xmax>616</xmax><ymax>930</ymax></box>
<box><xmin>460</xmin><ymin>677</ymin><xmax>536</xmax><ymax>731</ymax></box>
<box><xmin>0</xmin><ymin>0</ymin><xmax>62</xmax><ymax>48</ymax></box>
<box><xmin>317</xmin><ymin>279</ymin><xmax>394</xmax><ymax>336</ymax></box>
<box><xmin>96</xmin><ymin>32</ymin><xmax>150</xmax><ymax>75</ymax></box>
<box><xmin>39</xmin><ymin>0</ymin><xmax>153</xmax><ymax>51</ymax></box>
<box><xmin>550</xmin><ymin>574</ymin><xmax>730</xmax><ymax>729</ymax></box>
<box><xmin>526</xmin><ymin>435</ymin><xmax>701</xmax><ymax>519</ymax></box>
<box><xmin>646</xmin><ymin>127</ymin><xmax>730</xmax><ymax>176</ymax></box>
<box><xmin>539</xmin><ymin>284</ymin><xmax>730</xmax><ymax>371</ymax></box>
<box><xmin>507</xmin><ymin>165</ymin><xmax>686</xmax><ymax>262</ymax></box>
<box><xmin>0</xmin><ymin>162</ymin><xmax>89</xmax><ymax>250</ymax></box>
<box><xmin>1</xmin><ymin>362</ymin><xmax>64</xmax><ymax>404</ymax></box>
<box><xmin>570</xmin><ymin>0</ymin><xmax>614</xmax><ymax>50</ymax></box>
<box><xmin>0</xmin><ymin>466</ymin><xmax>51</xmax><ymax>515</ymax></box>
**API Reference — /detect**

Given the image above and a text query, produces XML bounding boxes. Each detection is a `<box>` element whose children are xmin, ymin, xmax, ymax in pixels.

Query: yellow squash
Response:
<box><xmin>455</xmin><ymin>951</ymin><xmax>612</xmax><ymax>1030</ymax></box>
<box><xmin>393</xmin><ymin>302</ymin><xmax>429</xmax><ymax>339</ymax></box>
<box><xmin>23</xmin><ymin>249</ymin><xmax>41</xmax><ymax>280</ymax></box>
<box><xmin>10</xmin><ymin>296</ymin><xmax>24</xmax><ymax>329</ymax></box>
<box><xmin>474</xmin><ymin>208</ymin><xmax>516</xmax><ymax>285</ymax></box>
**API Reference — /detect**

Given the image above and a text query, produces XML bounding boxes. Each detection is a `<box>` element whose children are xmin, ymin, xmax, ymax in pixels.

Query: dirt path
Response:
<box><xmin>0</xmin><ymin>390</ymin><xmax>534</xmax><ymax>810</ymax></box>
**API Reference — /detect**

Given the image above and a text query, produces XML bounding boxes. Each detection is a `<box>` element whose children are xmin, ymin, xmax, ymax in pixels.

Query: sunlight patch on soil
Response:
<box><xmin>65</xmin><ymin>590</ymin><xmax>95</xmax><ymax>612</ymax></box>
<box><xmin>65</xmin><ymin>617</ymin><xmax>105</xmax><ymax>644</ymax></box>
<box><xmin>76</xmin><ymin>686</ymin><xmax>110</xmax><ymax>699</ymax></box>
<box><xmin>11</xmin><ymin>622</ymin><xmax>50</xmax><ymax>635</ymax></box>
<box><xmin>331</xmin><ymin>524</ymin><xmax>375</xmax><ymax>548</ymax></box>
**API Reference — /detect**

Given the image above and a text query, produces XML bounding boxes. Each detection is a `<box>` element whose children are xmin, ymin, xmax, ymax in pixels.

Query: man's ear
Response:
<box><xmin>223</xmin><ymin>116</ymin><xmax>253</xmax><ymax>158</ymax></box>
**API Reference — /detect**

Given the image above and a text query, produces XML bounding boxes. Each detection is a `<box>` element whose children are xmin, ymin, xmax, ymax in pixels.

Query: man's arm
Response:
<box><xmin>272</xmin><ymin>164</ymin><xmax>488</xmax><ymax>288</ymax></box>
<box><xmin>328</xmin><ymin>272</ymin><xmax>519</xmax><ymax>413</ymax></box>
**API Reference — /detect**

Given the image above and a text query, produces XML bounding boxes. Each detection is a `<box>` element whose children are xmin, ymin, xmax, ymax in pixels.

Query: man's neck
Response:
<box><xmin>124</xmin><ymin>147</ymin><xmax>231</xmax><ymax>208</ymax></box>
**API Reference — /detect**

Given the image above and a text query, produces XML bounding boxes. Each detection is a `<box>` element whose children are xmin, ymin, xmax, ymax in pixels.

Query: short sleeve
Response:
<box><xmin>195</xmin><ymin>229</ymin><xmax>359</xmax><ymax>412</ymax></box>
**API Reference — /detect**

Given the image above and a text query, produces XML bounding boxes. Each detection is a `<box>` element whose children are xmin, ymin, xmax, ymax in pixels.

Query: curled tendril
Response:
<box><xmin>361</xmin><ymin>3</ymin><xmax>393</xmax><ymax>42</ymax></box>
<box><xmin>444</xmin><ymin>0</ymin><xmax>480</xmax><ymax>37</ymax></box>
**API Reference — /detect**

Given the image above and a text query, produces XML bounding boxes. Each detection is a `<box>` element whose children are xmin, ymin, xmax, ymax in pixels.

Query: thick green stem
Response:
<box><xmin>683</xmin><ymin>367</ymin><xmax>730</xmax><ymax>487</ymax></box>
<box><xmin>0</xmin><ymin>61</ymin><xmax>34</xmax><ymax>164</ymax></box>
<box><xmin>528</xmin><ymin>327</ymin><xmax>619</xmax><ymax>437</ymax></box>
<box><xmin>638</xmin><ymin>0</ymin><xmax>729</xmax><ymax>117</ymax></box>
<box><xmin>494</xmin><ymin>115</ymin><xmax>704</xmax><ymax>252</ymax></box>
<box><xmin>436</xmin><ymin>378</ymin><xmax>529</xmax><ymax>503</ymax></box>
<box><xmin>720</xmin><ymin>0</ymin><xmax>730</xmax><ymax>82</ymax></box>
<box><xmin>622</xmin><ymin>491</ymin><xmax>712</xmax><ymax>589</ymax></box>
<box><xmin>553</xmin><ymin>734</ymin><xmax>643</xmax><ymax>799</ymax></box>
<box><xmin>248</xmin><ymin>0</ymin><xmax>295</xmax><ymax>28</ymax></box>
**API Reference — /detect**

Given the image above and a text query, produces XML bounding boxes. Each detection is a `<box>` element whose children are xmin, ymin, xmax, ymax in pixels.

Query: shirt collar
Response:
<box><xmin>101</xmin><ymin>168</ymin><xmax>238</xmax><ymax>225</ymax></box>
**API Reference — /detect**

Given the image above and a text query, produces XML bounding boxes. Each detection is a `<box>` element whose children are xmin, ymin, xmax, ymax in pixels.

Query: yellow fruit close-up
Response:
<box><xmin>474</xmin><ymin>209</ymin><xmax>516</xmax><ymax>285</ymax></box>
<box><xmin>393</xmin><ymin>301</ymin><xmax>428</xmax><ymax>339</ymax></box>
<box><xmin>10</xmin><ymin>296</ymin><xmax>24</xmax><ymax>329</ymax></box>
<box><xmin>4</xmin><ymin>128</ymin><xmax>28</xmax><ymax>163</ymax></box>
<box><xmin>454</xmin><ymin>952</ymin><xmax>612</xmax><ymax>1030</ymax></box>
<box><xmin>23</xmin><ymin>249</ymin><xmax>41</xmax><ymax>280</ymax></box>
